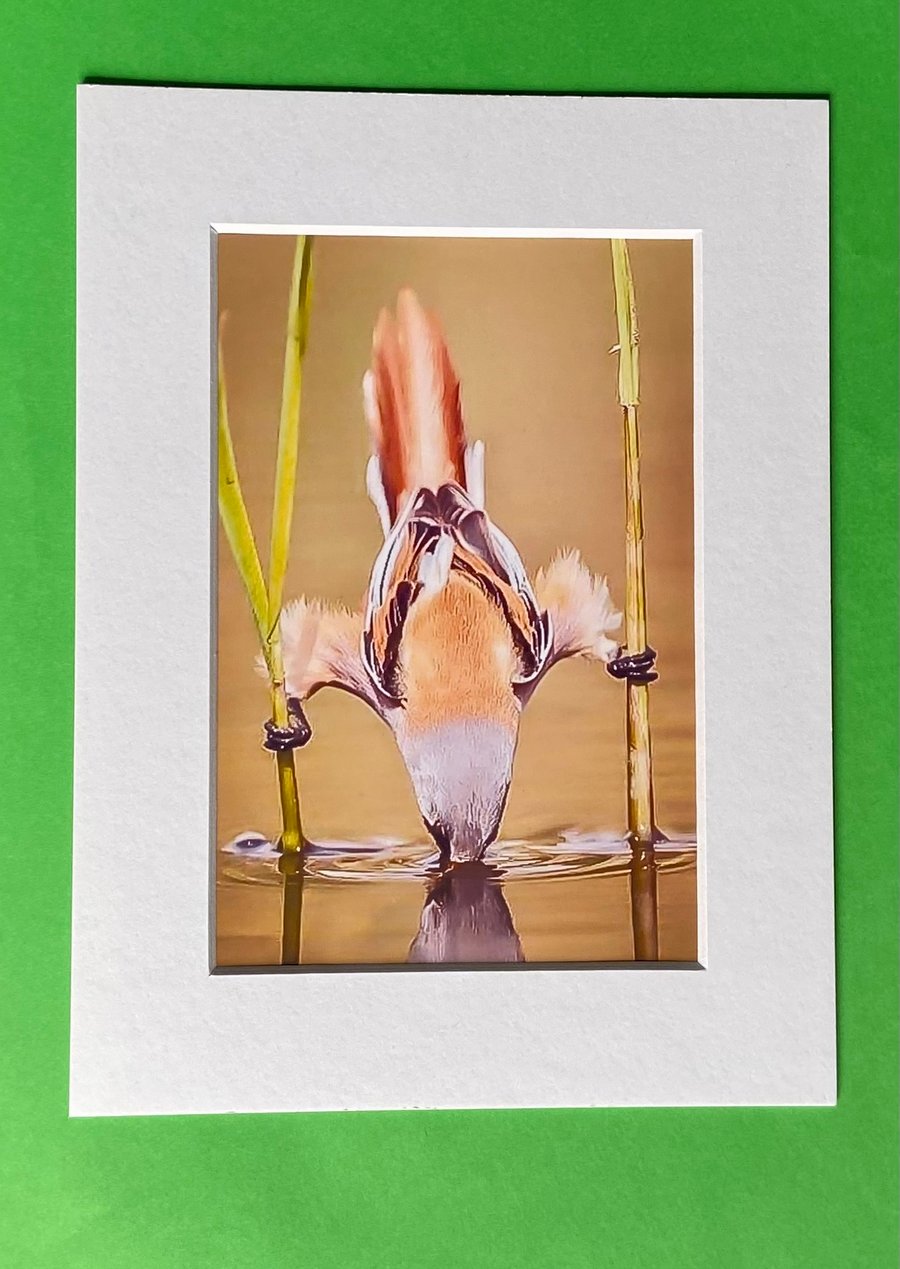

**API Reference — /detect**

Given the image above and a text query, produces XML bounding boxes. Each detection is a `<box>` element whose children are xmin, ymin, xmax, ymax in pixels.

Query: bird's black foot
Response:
<box><xmin>262</xmin><ymin>697</ymin><xmax>312</xmax><ymax>752</ymax></box>
<box><xmin>607</xmin><ymin>646</ymin><xmax>658</xmax><ymax>685</ymax></box>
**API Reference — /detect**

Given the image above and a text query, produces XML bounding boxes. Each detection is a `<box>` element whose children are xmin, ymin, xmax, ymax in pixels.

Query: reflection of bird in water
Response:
<box><xmin>408</xmin><ymin>863</ymin><xmax>523</xmax><ymax>964</ymax></box>
<box><xmin>264</xmin><ymin>290</ymin><xmax>657</xmax><ymax>864</ymax></box>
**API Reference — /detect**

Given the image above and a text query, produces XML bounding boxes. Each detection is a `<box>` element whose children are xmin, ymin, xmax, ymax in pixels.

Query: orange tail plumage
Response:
<box><xmin>363</xmin><ymin>289</ymin><xmax>469</xmax><ymax>527</ymax></box>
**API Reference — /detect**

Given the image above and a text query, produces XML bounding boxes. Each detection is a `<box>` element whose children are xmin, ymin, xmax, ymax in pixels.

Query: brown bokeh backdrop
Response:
<box><xmin>216</xmin><ymin>234</ymin><xmax>695</xmax><ymax>848</ymax></box>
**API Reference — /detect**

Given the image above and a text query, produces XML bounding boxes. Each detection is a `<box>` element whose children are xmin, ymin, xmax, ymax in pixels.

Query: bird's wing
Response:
<box><xmin>362</xmin><ymin>483</ymin><xmax>553</xmax><ymax>700</ymax></box>
<box><xmin>362</xmin><ymin>512</ymin><xmax>435</xmax><ymax>700</ymax></box>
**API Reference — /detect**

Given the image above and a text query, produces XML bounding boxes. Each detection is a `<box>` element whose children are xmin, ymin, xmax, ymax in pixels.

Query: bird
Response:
<box><xmin>263</xmin><ymin>288</ymin><xmax>657</xmax><ymax>864</ymax></box>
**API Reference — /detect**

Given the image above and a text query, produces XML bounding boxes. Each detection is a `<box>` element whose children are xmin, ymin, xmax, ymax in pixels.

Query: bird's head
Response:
<box><xmin>395</xmin><ymin>718</ymin><xmax>517</xmax><ymax>863</ymax></box>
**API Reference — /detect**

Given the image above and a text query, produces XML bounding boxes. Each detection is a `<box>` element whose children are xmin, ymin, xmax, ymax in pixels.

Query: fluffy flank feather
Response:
<box><xmin>534</xmin><ymin>550</ymin><xmax>622</xmax><ymax>663</ymax></box>
<box><xmin>259</xmin><ymin>598</ymin><xmax>378</xmax><ymax>708</ymax></box>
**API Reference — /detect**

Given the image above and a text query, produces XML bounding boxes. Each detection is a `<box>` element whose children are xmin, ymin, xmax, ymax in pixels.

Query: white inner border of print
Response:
<box><xmin>73</xmin><ymin>87</ymin><xmax>832</xmax><ymax>1115</ymax></box>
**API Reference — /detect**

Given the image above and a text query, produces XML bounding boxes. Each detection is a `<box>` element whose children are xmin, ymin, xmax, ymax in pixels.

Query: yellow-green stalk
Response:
<box><xmin>217</xmin><ymin>235</ymin><xmax>313</xmax><ymax>856</ymax></box>
<box><xmin>610</xmin><ymin>239</ymin><xmax>659</xmax><ymax>961</ymax></box>
<box><xmin>610</xmin><ymin>239</ymin><xmax>659</xmax><ymax>849</ymax></box>
<box><xmin>266</xmin><ymin>235</ymin><xmax>313</xmax><ymax>854</ymax></box>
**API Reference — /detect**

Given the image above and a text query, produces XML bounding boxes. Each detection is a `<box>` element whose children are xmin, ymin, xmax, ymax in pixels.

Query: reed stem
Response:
<box><xmin>265</xmin><ymin>235</ymin><xmax>313</xmax><ymax>854</ymax></box>
<box><xmin>610</xmin><ymin>239</ymin><xmax>659</xmax><ymax>849</ymax></box>
<box><xmin>217</xmin><ymin>235</ymin><xmax>313</xmax><ymax>857</ymax></box>
<box><xmin>610</xmin><ymin>239</ymin><xmax>660</xmax><ymax>961</ymax></box>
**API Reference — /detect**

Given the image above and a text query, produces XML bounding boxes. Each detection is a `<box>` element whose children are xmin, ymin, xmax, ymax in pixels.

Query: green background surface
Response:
<box><xmin>1</xmin><ymin>2</ymin><xmax>897</xmax><ymax>1264</ymax></box>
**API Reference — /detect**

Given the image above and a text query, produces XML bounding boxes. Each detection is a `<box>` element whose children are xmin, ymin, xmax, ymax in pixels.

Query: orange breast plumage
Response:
<box><xmin>398</xmin><ymin>571</ymin><xmax>521</xmax><ymax>732</ymax></box>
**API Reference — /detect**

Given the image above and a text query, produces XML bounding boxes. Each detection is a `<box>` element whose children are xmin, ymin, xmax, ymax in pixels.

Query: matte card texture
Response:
<box><xmin>73</xmin><ymin>87</ymin><xmax>833</xmax><ymax>1114</ymax></box>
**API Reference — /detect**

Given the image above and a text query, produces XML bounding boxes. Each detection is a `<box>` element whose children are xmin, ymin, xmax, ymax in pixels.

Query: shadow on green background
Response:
<box><xmin>0</xmin><ymin>2</ymin><xmax>897</xmax><ymax>1265</ymax></box>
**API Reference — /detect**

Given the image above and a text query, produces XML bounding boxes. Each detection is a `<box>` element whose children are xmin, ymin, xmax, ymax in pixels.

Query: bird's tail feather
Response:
<box><xmin>363</xmin><ymin>289</ymin><xmax>472</xmax><ymax>531</ymax></box>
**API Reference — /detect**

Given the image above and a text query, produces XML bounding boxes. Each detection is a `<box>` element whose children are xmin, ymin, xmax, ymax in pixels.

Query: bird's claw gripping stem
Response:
<box><xmin>262</xmin><ymin>697</ymin><xmax>312</xmax><ymax>752</ymax></box>
<box><xmin>607</xmin><ymin>646</ymin><xmax>658</xmax><ymax>685</ymax></box>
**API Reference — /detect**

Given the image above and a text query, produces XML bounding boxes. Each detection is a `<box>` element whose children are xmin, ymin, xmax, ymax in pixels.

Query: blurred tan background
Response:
<box><xmin>216</xmin><ymin>234</ymin><xmax>695</xmax><ymax>847</ymax></box>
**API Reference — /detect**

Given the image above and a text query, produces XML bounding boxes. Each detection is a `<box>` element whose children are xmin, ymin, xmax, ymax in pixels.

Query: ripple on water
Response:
<box><xmin>218</xmin><ymin>832</ymin><xmax>698</xmax><ymax>887</ymax></box>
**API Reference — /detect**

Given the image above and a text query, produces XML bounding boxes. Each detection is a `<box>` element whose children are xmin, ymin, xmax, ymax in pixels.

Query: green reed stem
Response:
<box><xmin>610</xmin><ymin>239</ymin><xmax>660</xmax><ymax>849</ymax></box>
<box><xmin>610</xmin><ymin>239</ymin><xmax>660</xmax><ymax>962</ymax></box>
<box><xmin>265</xmin><ymin>235</ymin><xmax>313</xmax><ymax>855</ymax></box>
<box><xmin>217</xmin><ymin>236</ymin><xmax>314</xmax><ymax>861</ymax></box>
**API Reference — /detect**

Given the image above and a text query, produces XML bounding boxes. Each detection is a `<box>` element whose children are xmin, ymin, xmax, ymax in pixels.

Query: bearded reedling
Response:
<box><xmin>264</xmin><ymin>289</ymin><xmax>657</xmax><ymax>864</ymax></box>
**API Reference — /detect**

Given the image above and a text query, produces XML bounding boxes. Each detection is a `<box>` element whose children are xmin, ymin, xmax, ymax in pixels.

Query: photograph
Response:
<box><xmin>215</xmin><ymin>231</ymin><xmax>698</xmax><ymax>968</ymax></box>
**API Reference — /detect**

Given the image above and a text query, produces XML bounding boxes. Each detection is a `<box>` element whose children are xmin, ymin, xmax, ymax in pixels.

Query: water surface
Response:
<box><xmin>216</xmin><ymin>836</ymin><xmax>698</xmax><ymax>967</ymax></box>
